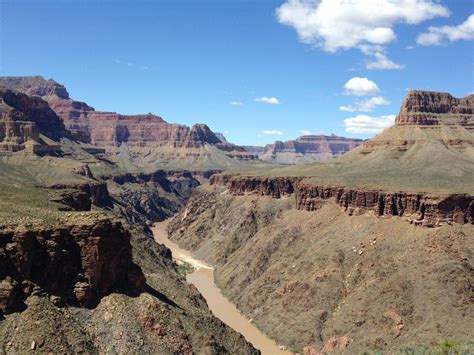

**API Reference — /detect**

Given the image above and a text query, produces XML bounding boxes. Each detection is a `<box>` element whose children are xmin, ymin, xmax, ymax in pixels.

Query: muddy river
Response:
<box><xmin>153</xmin><ymin>221</ymin><xmax>291</xmax><ymax>355</ymax></box>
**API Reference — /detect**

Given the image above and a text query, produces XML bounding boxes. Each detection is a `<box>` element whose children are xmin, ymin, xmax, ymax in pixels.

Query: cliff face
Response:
<box><xmin>360</xmin><ymin>91</ymin><xmax>474</xmax><ymax>153</ymax></box>
<box><xmin>254</xmin><ymin>134</ymin><xmax>363</xmax><ymax>164</ymax></box>
<box><xmin>0</xmin><ymin>216</ymin><xmax>145</xmax><ymax>314</ymax></box>
<box><xmin>0</xmin><ymin>77</ymin><xmax>256</xmax><ymax>161</ymax></box>
<box><xmin>396</xmin><ymin>90</ymin><xmax>474</xmax><ymax>125</ymax></box>
<box><xmin>167</xmin><ymin>188</ymin><xmax>474</xmax><ymax>353</ymax></box>
<box><xmin>210</xmin><ymin>175</ymin><xmax>473</xmax><ymax>225</ymax></box>
<box><xmin>0</xmin><ymin>89</ymin><xmax>68</xmax><ymax>153</ymax></box>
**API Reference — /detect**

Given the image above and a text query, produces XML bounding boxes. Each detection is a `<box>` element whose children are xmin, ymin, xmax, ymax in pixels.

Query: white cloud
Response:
<box><xmin>276</xmin><ymin>0</ymin><xmax>449</xmax><ymax>51</ymax></box>
<box><xmin>263</xmin><ymin>130</ymin><xmax>284</xmax><ymax>135</ymax></box>
<box><xmin>340</xmin><ymin>96</ymin><xmax>391</xmax><ymax>112</ymax></box>
<box><xmin>300</xmin><ymin>129</ymin><xmax>312</xmax><ymax>135</ymax></box>
<box><xmin>344</xmin><ymin>77</ymin><xmax>380</xmax><ymax>96</ymax></box>
<box><xmin>366</xmin><ymin>52</ymin><xmax>405</xmax><ymax>70</ymax></box>
<box><xmin>230</xmin><ymin>101</ymin><xmax>243</xmax><ymax>106</ymax></box>
<box><xmin>276</xmin><ymin>0</ymin><xmax>449</xmax><ymax>70</ymax></box>
<box><xmin>417</xmin><ymin>14</ymin><xmax>474</xmax><ymax>46</ymax></box>
<box><xmin>344</xmin><ymin>114</ymin><xmax>395</xmax><ymax>134</ymax></box>
<box><xmin>255</xmin><ymin>97</ymin><xmax>280</xmax><ymax>104</ymax></box>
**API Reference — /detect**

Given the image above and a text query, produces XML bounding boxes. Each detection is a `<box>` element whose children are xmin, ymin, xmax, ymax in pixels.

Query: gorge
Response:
<box><xmin>0</xmin><ymin>76</ymin><xmax>472</xmax><ymax>354</ymax></box>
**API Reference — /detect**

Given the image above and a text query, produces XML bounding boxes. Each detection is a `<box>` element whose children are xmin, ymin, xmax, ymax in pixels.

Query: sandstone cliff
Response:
<box><xmin>396</xmin><ymin>90</ymin><xmax>474</xmax><ymax>125</ymax></box>
<box><xmin>0</xmin><ymin>77</ymin><xmax>258</xmax><ymax>164</ymax></box>
<box><xmin>0</xmin><ymin>214</ymin><xmax>145</xmax><ymax>313</ymax></box>
<box><xmin>258</xmin><ymin>134</ymin><xmax>363</xmax><ymax>164</ymax></box>
<box><xmin>360</xmin><ymin>90</ymin><xmax>473</xmax><ymax>153</ymax></box>
<box><xmin>210</xmin><ymin>174</ymin><xmax>473</xmax><ymax>225</ymax></box>
<box><xmin>0</xmin><ymin>89</ymin><xmax>68</xmax><ymax>154</ymax></box>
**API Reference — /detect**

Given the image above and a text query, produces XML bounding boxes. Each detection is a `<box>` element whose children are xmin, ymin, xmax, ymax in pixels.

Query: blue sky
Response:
<box><xmin>1</xmin><ymin>0</ymin><xmax>473</xmax><ymax>146</ymax></box>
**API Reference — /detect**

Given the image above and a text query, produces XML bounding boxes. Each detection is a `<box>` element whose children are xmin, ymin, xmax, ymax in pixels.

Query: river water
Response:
<box><xmin>153</xmin><ymin>221</ymin><xmax>292</xmax><ymax>355</ymax></box>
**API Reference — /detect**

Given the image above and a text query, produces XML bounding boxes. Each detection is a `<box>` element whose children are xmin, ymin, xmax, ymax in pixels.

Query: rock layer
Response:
<box><xmin>396</xmin><ymin>90</ymin><xmax>474</xmax><ymax>126</ymax></box>
<box><xmin>0</xmin><ymin>216</ymin><xmax>145</xmax><ymax>313</ymax></box>
<box><xmin>0</xmin><ymin>77</ymin><xmax>257</xmax><ymax>161</ymax></box>
<box><xmin>259</xmin><ymin>134</ymin><xmax>363</xmax><ymax>164</ymax></box>
<box><xmin>210</xmin><ymin>175</ymin><xmax>474</xmax><ymax>225</ymax></box>
<box><xmin>360</xmin><ymin>91</ymin><xmax>474</xmax><ymax>153</ymax></box>
<box><xmin>0</xmin><ymin>89</ymin><xmax>68</xmax><ymax>153</ymax></box>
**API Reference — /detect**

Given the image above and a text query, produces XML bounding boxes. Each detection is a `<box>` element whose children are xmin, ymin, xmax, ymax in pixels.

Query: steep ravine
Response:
<box><xmin>153</xmin><ymin>221</ymin><xmax>291</xmax><ymax>355</ymax></box>
<box><xmin>168</xmin><ymin>186</ymin><xmax>474</xmax><ymax>353</ymax></box>
<box><xmin>0</xmin><ymin>168</ymin><xmax>258</xmax><ymax>353</ymax></box>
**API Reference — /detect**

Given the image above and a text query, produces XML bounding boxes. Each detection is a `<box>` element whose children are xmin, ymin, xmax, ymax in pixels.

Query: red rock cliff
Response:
<box><xmin>0</xmin><ymin>89</ymin><xmax>68</xmax><ymax>153</ymax></box>
<box><xmin>210</xmin><ymin>174</ymin><xmax>474</xmax><ymax>225</ymax></box>
<box><xmin>395</xmin><ymin>90</ymin><xmax>474</xmax><ymax>126</ymax></box>
<box><xmin>0</xmin><ymin>216</ymin><xmax>145</xmax><ymax>314</ymax></box>
<box><xmin>0</xmin><ymin>77</ymin><xmax>253</xmax><ymax>157</ymax></box>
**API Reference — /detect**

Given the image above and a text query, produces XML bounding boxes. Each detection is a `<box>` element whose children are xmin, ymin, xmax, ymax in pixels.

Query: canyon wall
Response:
<box><xmin>210</xmin><ymin>174</ymin><xmax>474</xmax><ymax>225</ymax></box>
<box><xmin>167</xmin><ymin>188</ymin><xmax>474</xmax><ymax>353</ymax></box>
<box><xmin>0</xmin><ymin>77</ymin><xmax>257</xmax><ymax>161</ymax></box>
<box><xmin>0</xmin><ymin>216</ymin><xmax>145</xmax><ymax>314</ymax></box>
<box><xmin>261</xmin><ymin>134</ymin><xmax>363</xmax><ymax>164</ymax></box>
<box><xmin>396</xmin><ymin>90</ymin><xmax>474</xmax><ymax>126</ymax></box>
<box><xmin>0</xmin><ymin>89</ymin><xmax>68</xmax><ymax>153</ymax></box>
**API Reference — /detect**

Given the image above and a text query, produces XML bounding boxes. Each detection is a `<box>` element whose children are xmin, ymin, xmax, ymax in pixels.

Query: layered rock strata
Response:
<box><xmin>0</xmin><ymin>216</ymin><xmax>145</xmax><ymax>314</ymax></box>
<box><xmin>210</xmin><ymin>175</ymin><xmax>474</xmax><ymax>225</ymax></box>
<box><xmin>396</xmin><ymin>90</ymin><xmax>474</xmax><ymax>126</ymax></box>
<box><xmin>361</xmin><ymin>91</ymin><xmax>474</xmax><ymax>152</ymax></box>
<box><xmin>0</xmin><ymin>76</ymin><xmax>257</xmax><ymax>160</ymax></box>
<box><xmin>260</xmin><ymin>134</ymin><xmax>363</xmax><ymax>164</ymax></box>
<box><xmin>0</xmin><ymin>89</ymin><xmax>68</xmax><ymax>154</ymax></box>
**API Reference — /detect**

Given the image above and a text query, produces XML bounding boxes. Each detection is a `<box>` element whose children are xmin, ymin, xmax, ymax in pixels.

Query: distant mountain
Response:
<box><xmin>244</xmin><ymin>134</ymin><xmax>363</xmax><ymax>164</ymax></box>
<box><xmin>0</xmin><ymin>76</ymin><xmax>261</xmax><ymax>170</ymax></box>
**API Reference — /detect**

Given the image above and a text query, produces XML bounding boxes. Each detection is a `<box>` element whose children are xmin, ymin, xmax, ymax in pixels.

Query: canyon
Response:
<box><xmin>166</xmin><ymin>90</ymin><xmax>474</xmax><ymax>353</ymax></box>
<box><xmin>0</xmin><ymin>77</ymin><xmax>472</xmax><ymax>354</ymax></box>
<box><xmin>0</xmin><ymin>79</ymin><xmax>258</xmax><ymax>353</ymax></box>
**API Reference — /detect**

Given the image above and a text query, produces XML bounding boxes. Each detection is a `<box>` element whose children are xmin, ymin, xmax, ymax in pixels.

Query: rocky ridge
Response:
<box><xmin>259</xmin><ymin>134</ymin><xmax>363</xmax><ymax>164</ymax></box>
<box><xmin>0</xmin><ymin>89</ymin><xmax>68</xmax><ymax>154</ymax></box>
<box><xmin>210</xmin><ymin>174</ymin><xmax>473</xmax><ymax>225</ymax></box>
<box><xmin>0</xmin><ymin>214</ymin><xmax>145</xmax><ymax>313</ymax></box>
<box><xmin>0</xmin><ymin>76</ymin><xmax>257</xmax><ymax>162</ymax></box>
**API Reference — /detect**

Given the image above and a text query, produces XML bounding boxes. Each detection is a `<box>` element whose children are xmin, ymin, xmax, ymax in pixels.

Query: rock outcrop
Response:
<box><xmin>0</xmin><ymin>77</ymin><xmax>257</xmax><ymax>161</ymax></box>
<box><xmin>396</xmin><ymin>90</ymin><xmax>474</xmax><ymax>126</ymax></box>
<box><xmin>0</xmin><ymin>89</ymin><xmax>68</xmax><ymax>154</ymax></box>
<box><xmin>247</xmin><ymin>134</ymin><xmax>363</xmax><ymax>164</ymax></box>
<box><xmin>48</xmin><ymin>182</ymin><xmax>111</xmax><ymax>211</ymax></box>
<box><xmin>0</xmin><ymin>215</ymin><xmax>145</xmax><ymax>314</ymax></box>
<box><xmin>361</xmin><ymin>91</ymin><xmax>474</xmax><ymax>153</ymax></box>
<box><xmin>210</xmin><ymin>174</ymin><xmax>474</xmax><ymax>225</ymax></box>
